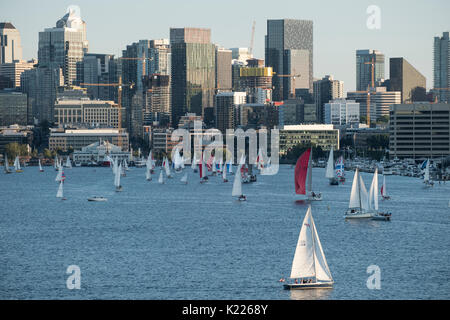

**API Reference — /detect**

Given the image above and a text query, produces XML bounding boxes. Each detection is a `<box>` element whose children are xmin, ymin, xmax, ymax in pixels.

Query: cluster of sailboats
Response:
<box><xmin>2</xmin><ymin>154</ymin><xmax>24</xmax><ymax>173</ymax></box>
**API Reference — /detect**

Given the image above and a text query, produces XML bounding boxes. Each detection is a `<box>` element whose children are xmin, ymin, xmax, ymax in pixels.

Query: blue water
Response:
<box><xmin>0</xmin><ymin>165</ymin><xmax>449</xmax><ymax>299</ymax></box>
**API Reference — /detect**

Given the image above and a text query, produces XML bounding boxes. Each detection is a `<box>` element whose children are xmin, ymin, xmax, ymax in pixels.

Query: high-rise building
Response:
<box><xmin>324</xmin><ymin>98</ymin><xmax>360</xmax><ymax>126</ymax></box>
<box><xmin>170</xmin><ymin>28</ymin><xmax>216</xmax><ymax>127</ymax></box>
<box><xmin>313</xmin><ymin>75</ymin><xmax>344</xmax><ymax>123</ymax></box>
<box><xmin>215</xmin><ymin>92</ymin><xmax>246</xmax><ymax>133</ymax></box>
<box><xmin>230</xmin><ymin>48</ymin><xmax>253</xmax><ymax>63</ymax></box>
<box><xmin>0</xmin><ymin>59</ymin><xmax>36</xmax><ymax>89</ymax></box>
<box><xmin>265</xmin><ymin>19</ymin><xmax>313</xmax><ymax>101</ymax></box>
<box><xmin>356</xmin><ymin>49</ymin><xmax>385</xmax><ymax>91</ymax></box>
<box><xmin>215</xmin><ymin>47</ymin><xmax>232</xmax><ymax>91</ymax></box>
<box><xmin>278</xmin><ymin>98</ymin><xmax>304</xmax><ymax>127</ymax></box>
<box><xmin>389</xmin><ymin>57</ymin><xmax>426</xmax><ymax>103</ymax></box>
<box><xmin>142</xmin><ymin>74</ymin><xmax>171</xmax><ymax>125</ymax></box>
<box><xmin>433</xmin><ymin>32</ymin><xmax>450</xmax><ymax>103</ymax></box>
<box><xmin>389</xmin><ymin>103</ymin><xmax>450</xmax><ymax>159</ymax></box>
<box><xmin>238</xmin><ymin>60</ymin><xmax>273</xmax><ymax>104</ymax></box>
<box><xmin>0</xmin><ymin>22</ymin><xmax>23</xmax><ymax>64</ymax></box>
<box><xmin>0</xmin><ymin>90</ymin><xmax>28</xmax><ymax>126</ymax></box>
<box><xmin>149</xmin><ymin>39</ymin><xmax>171</xmax><ymax>76</ymax></box>
<box><xmin>347</xmin><ymin>87</ymin><xmax>401</xmax><ymax>120</ymax></box>
<box><xmin>77</xmin><ymin>53</ymin><xmax>118</xmax><ymax>101</ymax></box>
<box><xmin>38</xmin><ymin>9</ymin><xmax>89</xmax><ymax>86</ymax></box>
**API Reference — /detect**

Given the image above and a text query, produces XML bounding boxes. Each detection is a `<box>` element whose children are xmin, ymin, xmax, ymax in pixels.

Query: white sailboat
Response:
<box><xmin>39</xmin><ymin>159</ymin><xmax>44</xmax><ymax>172</ymax></box>
<box><xmin>325</xmin><ymin>148</ymin><xmax>338</xmax><ymax>185</ymax></box>
<box><xmin>381</xmin><ymin>174</ymin><xmax>390</xmax><ymax>200</ymax></box>
<box><xmin>55</xmin><ymin>166</ymin><xmax>65</xmax><ymax>182</ymax></box>
<box><xmin>369</xmin><ymin>168</ymin><xmax>392</xmax><ymax>221</ymax></box>
<box><xmin>227</xmin><ymin>159</ymin><xmax>233</xmax><ymax>175</ymax></box>
<box><xmin>423</xmin><ymin>159</ymin><xmax>434</xmax><ymax>188</ymax></box>
<box><xmin>199</xmin><ymin>153</ymin><xmax>208</xmax><ymax>183</ymax></box>
<box><xmin>232</xmin><ymin>164</ymin><xmax>246</xmax><ymax>201</ymax></box>
<box><xmin>344</xmin><ymin>168</ymin><xmax>372</xmax><ymax>219</ymax></box>
<box><xmin>181</xmin><ymin>172</ymin><xmax>188</xmax><ymax>184</ymax></box>
<box><xmin>222</xmin><ymin>164</ymin><xmax>228</xmax><ymax>182</ymax></box>
<box><xmin>65</xmin><ymin>157</ymin><xmax>72</xmax><ymax>168</ymax></box>
<box><xmin>115</xmin><ymin>163</ymin><xmax>123</xmax><ymax>192</ymax></box>
<box><xmin>14</xmin><ymin>156</ymin><xmax>23</xmax><ymax>172</ymax></box>
<box><xmin>163</xmin><ymin>157</ymin><xmax>172</xmax><ymax>178</ymax></box>
<box><xmin>158</xmin><ymin>170</ymin><xmax>164</xmax><ymax>184</ymax></box>
<box><xmin>282</xmin><ymin>206</ymin><xmax>333</xmax><ymax>290</ymax></box>
<box><xmin>192</xmin><ymin>152</ymin><xmax>198</xmax><ymax>173</ymax></box>
<box><xmin>146</xmin><ymin>168</ymin><xmax>152</xmax><ymax>181</ymax></box>
<box><xmin>4</xmin><ymin>154</ymin><xmax>11</xmax><ymax>174</ymax></box>
<box><xmin>54</xmin><ymin>155</ymin><xmax>59</xmax><ymax>171</ymax></box>
<box><xmin>56</xmin><ymin>181</ymin><xmax>66</xmax><ymax>200</ymax></box>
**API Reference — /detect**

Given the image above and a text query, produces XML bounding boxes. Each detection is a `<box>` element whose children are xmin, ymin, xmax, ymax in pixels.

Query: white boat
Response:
<box><xmin>56</xmin><ymin>181</ymin><xmax>66</xmax><ymax>200</ymax></box>
<box><xmin>192</xmin><ymin>152</ymin><xmax>198</xmax><ymax>173</ymax></box>
<box><xmin>370</xmin><ymin>169</ymin><xmax>392</xmax><ymax>221</ymax></box>
<box><xmin>222</xmin><ymin>164</ymin><xmax>228</xmax><ymax>182</ymax></box>
<box><xmin>335</xmin><ymin>156</ymin><xmax>345</xmax><ymax>183</ymax></box>
<box><xmin>294</xmin><ymin>148</ymin><xmax>322</xmax><ymax>201</ymax></box>
<box><xmin>199</xmin><ymin>153</ymin><xmax>208</xmax><ymax>183</ymax></box>
<box><xmin>4</xmin><ymin>154</ymin><xmax>11</xmax><ymax>174</ymax></box>
<box><xmin>227</xmin><ymin>159</ymin><xmax>233</xmax><ymax>175</ymax></box>
<box><xmin>325</xmin><ymin>147</ymin><xmax>338</xmax><ymax>185</ymax></box>
<box><xmin>381</xmin><ymin>174</ymin><xmax>390</xmax><ymax>200</ymax></box>
<box><xmin>39</xmin><ymin>159</ymin><xmax>44</xmax><ymax>172</ymax></box>
<box><xmin>180</xmin><ymin>172</ymin><xmax>188</xmax><ymax>184</ymax></box>
<box><xmin>115</xmin><ymin>163</ymin><xmax>123</xmax><ymax>192</ymax></box>
<box><xmin>423</xmin><ymin>159</ymin><xmax>434</xmax><ymax>188</ymax></box>
<box><xmin>344</xmin><ymin>168</ymin><xmax>372</xmax><ymax>219</ymax></box>
<box><xmin>14</xmin><ymin>156</ymin><xmax>23</xmax><ymax>172</ymax></box>
<box><xmin>282</xmin><ymin>206</ymin><xmax>333</xmax><ymax>290</ymax></box>
<box><xmin>54</xmin><ymin>155</ymin><xmax>59</xmax><ymax>171</ymax></box>
<box><xmin>65</xmin><ymin>157</ymin><xmax>72</xmax><ymax>169</ymax></box>
<box><xmin>55</xmin><ymin>166</ymin><xmax>65</xmax><ymax>182</ymax></box>
<box><xmin>232</xmin><ymin>163</ymin><xmax>246</xmax><ymax>201</ymax></box>
<box><xmin>88</xmin><ymin>196</ymin><xmax>107</xmax><ymax>202</ymax></box>
<box><xmin>163</xmin><ymin>157</ymin><xmax>172</xmax><ymax>178</ymax></box>
<box><xmin>146</xmin><ymin>168</ymin><xmax>152</xmax><ymax>181</ymax></box>
<box><xmin>158</xmin><ymin>170</ymin><xmax>164</xmax><ymax>184</ymax></box>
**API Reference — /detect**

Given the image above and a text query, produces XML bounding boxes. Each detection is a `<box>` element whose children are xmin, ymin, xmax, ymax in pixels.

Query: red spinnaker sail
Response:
<box><xmin>294</xmin><ymin>148</ymin><xmax>311</xmax><ymax>195</ymax></box>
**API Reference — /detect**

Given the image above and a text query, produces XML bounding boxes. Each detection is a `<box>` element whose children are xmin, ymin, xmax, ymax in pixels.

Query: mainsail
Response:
<box><xmin>349</xmin><ymin>168</ymin><xmax>369</xmax><ymax>210</ymax></box>
<box><xmin>294</xmin><ymin>148</ymin><xmax>311</xmax><ymax>195</ymax></box>
<box><xmin>56</xmin><ymin>181</ymin><xmax>64</xmax><ymax>198</ymax></box>
<box><xmin>232</xmin><ymin>164</ymin><xmax>243</xmax><ymax>197</ymax></box>
<box><xmin>368</xmin><ymin>168</ymin><xmax>379</xmax><ymax>211</ymax></box>
<box><xmin>290</xmin><ymin>206</ymin><xmax>333</xmax><ymax>282</ymax></box>
<box><xmin>325</xmin><ymin>148</ymin><xmax>335</xmax><ymax>179</ymax></box>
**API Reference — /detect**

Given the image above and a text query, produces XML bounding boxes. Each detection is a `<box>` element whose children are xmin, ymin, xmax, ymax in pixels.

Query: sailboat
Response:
<box><xmin>146</xmin><ymin>167</ymin><xmax>152</xmax><ymax>181</ymax></box>
<box><xmin>173</xmin><ymin>148</ymin><xmax>184</xmax><ymax>172</ymax></box>
<box><xmin>282</xmin><ymin>206</ymin><xmax>333</xmax><ymax>289</ymax></box>
<box><xmin>181</xmin><ymin>172</ymin><xmax>188</xmax><ymax>184</ymax></box>
<box><xmin>158</xmin><ymin>169</ymin><xmax>164</xmax><ymax>184</ymax></box>
<box><xmin>39</xmin><ymin>159</ymin><xmax>44</xmax><ymax>172</ymax></box>
<box><xmin>3</xmin><ymin>154</ymin><xmax>11</xmax><ymax>174</ymax></box>
<box><xmin>56</xmin><ymin>180</ymin><xmax>66</xmax><ymax>200</ymax></box>
<box><xmin>199</xmin><ymin>153</ymin><xmax>208</xmax><ymax>183</ymax></box>
<box><xmin>369</xmin><ymin>168</ymin><xmax>392</xmax><ymax>221</ymax></box>
<box><xmin>54</xmin><ymin>155</ymin><xmax>60</xmax><ymax>171</ymax></box>
<box><xmin>232</xmin><ymin>163</ymin><xmax>246</xmax><ymax>201</ymax></box>
<box><xmin>294</xmin><ymin>148</ymin><xmax>322</xmax><ymax>201</ymax></box>
<box><xmin>192</xmin><ymin>153</ymin><xmax>198</xmax><ymax>173</ymax></box>
<box><xmin>14</xmin><ymin>156</ymin><xmax>23</xmax><ymax>173</ymax></box>
<box><xmin>325</xmin><ymin>148</ymin><xmax>338</xmax><ymax>185</ymax></box>
<box><xmin>227</xmin><ymin>159</ymin><xmax>233</xmax><ymax>175</ymax></box>
<box><xmin>344</xmin><ymin>168</ymin><xmax>372</xmax><ymax>219</ymax></box>
<box><xmin>65</xmin><ymin>157</ymin><xmax>72</xmax><ymax>169</ymax></box>
<box><xmin>380</xmin><ymin>174</ymin><xmax>390</xmax><ymax>200</ymax></box>
<box><xmin>115</xmin><ymin>163</ymin><xmax>123</xmax><ymax>192</ymax></box>
<box><xmin>163</xmin><ymin>157</ymin><xmax>173</xmax><ymax>178</ymax></box>
<box><xmin>55</xmin><ymin>165</ymin><xmax>65</xmax><ymax>183</ymax></box>
<box><xmin>423</xmin><ymin>159</ymin><xmax>434</xmax><ymax>188</ymax></box>
<box><xmin>222</xmin><ymin>164</ymin><xmax>228</xmax><ymax>182</ymax></box>
<box><xmin>335</xmin><ymin>156</ymin><xmax>345</xmax><ymax>183</ymax></box>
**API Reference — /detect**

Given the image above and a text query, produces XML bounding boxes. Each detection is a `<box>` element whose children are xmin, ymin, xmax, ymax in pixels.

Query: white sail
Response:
<box><xmin>381</xmin><ymin>175</ymin><xmax>387</xmax><ymax>197</ymax></box>
<box><xmin>181</xmin><ymin>172</ymin><xmax>188</xmax><ymax>183</ymax></box>
<box><xmin>228</xmin><ymin>160</ymin><xmax>233</xmax><ymax>173</ymax></box>
<box><xmin>14</xmin><ymin>156</ymin><xmax>21</xmax><ymax>170</ymax></box>
<box><xmin>158</xmin><ymin>170</ymin><xmax>164</xmax><ymax>184</ymax></box>
<box><xmin>192</xmin><ymin>153</ymin><xmax>198</xmax><ymax>170</ymax></box>
<box><xmin>349</xmin><ymin>168</ymin><xmax>369</xmax><ymax>210</ymax></box>
<box><xmin>65</xmin><ymin>157</ymin><xmax>72</xmax><ymax>168</ymax></box>
<box><xmin>368</xmin><ymin>168</ymin><xmax>379</xmax><ymax>211</ymax></box>
<box><xmin>164</xmin><ymin>157</ymin><xmax>172</xmax><ymax>177</ymax></box>
<box><xmin>146</xmin><ymin>168</ymin><xmax>151</xmax><ymax>180</ymax></box>
<box><xmin>55</xmin><ymin>166</ymin><xmax>63</xmax><ymax>182</ymax></box>
<box><xmin>290</xmin><ymin>206</ymin><xmax>316</xmax><ymax>279</ymax></box>
<box><xmin>424</xmin><ymin>159</ymin><xmax>430</xmax><ymax>182</ymax></box>
<box><xmin>115</xmin><ymin>164</ymin><xmax>121</xmax><ymax>187</ymax></box>
<box><xmin>223</xmin><ymin>165</ymin><xmax>227</xmax><ymax>180</ymax></box>
<box><xmin>4</xmin><ymin>154</ymin><xmax>9</xmax><ymax>172</ymax></box>
<box><xmin>232</xmin><ymin>164</ymin><xmax>243</xmax><ymax>196</ymax></box>
<box><xmin>311</xmin><ymin>211</ymin><xmax>333</xmax><ymax>282</ymax></box>
<box><xmin>212</xmin><ymin>157</ymin><xmax>217</xmax><ymax>173</ymax></box>
<box><xmin>39</xmin><ymin>159</ymin><xmax>43</xmax><ymax>171</ymax></box>
<box><xmin>54</xmin><ymin>155</ymin><xmax>58</xmax><ymax>169</ymax></box>
<box><xmin>56</xmin><ymin>181</ymin><xmax>64</xmax><ymax>198</ymax></box>
<box><xmin>325</xmin><ymin>148</ymin><xmax>335</xmax><ymax>179</ymax></box>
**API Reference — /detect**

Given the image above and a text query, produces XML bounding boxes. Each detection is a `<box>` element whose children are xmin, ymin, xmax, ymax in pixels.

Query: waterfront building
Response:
<box><xmin>0</xmin><ymin>124</ymin><xmax>33</xmax><ymax>153</ymax></box>
<box><xmin>279</xmin><ymin>124</ymin><xmax>339</xmax><ymax>155</ymax></box>
<box><xmin>0</xmin><ymin>90</ymin><xmax>27</xmax><ymax>126</ymax></box>
<box><xmin>49</xmin><ymin>128</ymin><xmax>129</xmax><ymax>151</ymax></box>
<box><xmin>72</xmin><ymin>140</ymin><xmax>130</xmax><ymax>164</ymax></box>
<box><xmin>324</xmin><ymin>98</ymin><xmax>360</xmax><ymax>126</ymax></box>
<box><xmin>389</xmin><ymin>103</ymin><xmax>450</xmax><ymax>159</ymax></box>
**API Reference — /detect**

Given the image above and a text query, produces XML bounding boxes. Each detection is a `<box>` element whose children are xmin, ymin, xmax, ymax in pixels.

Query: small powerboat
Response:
<box><xmin>88</xmin><ymin>196</ymin><xmax>107</xmax><ymax>202</ymax></box>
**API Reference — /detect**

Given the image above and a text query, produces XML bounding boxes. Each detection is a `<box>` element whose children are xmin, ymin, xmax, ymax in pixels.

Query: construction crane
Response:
<box><xmin>274</xmin><ymin>71</ymin><xmax>301</xmax><ymax>98</ymax></box>
<box><xmin>249</xmin><ymin>21</ymin><xmax>256</xmax><ymax>56</ymax></box>
<box><xmin>80</xmin><ymin>75</ymin><xmax>134</xmax><ymax>149</ymax></box>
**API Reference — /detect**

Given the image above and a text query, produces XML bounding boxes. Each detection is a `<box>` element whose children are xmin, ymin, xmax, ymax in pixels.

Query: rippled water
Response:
<box><xmin>0</xmin><ymin>165</ymin><xmax>449</xmax><ymax>299</ymax></box>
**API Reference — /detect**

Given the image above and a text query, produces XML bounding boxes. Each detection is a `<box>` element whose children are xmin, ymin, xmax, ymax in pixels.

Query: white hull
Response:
<box><xmin>88</xmin><ymin>197</ymin><xmax>107</xmax><ymax>202</ymax></box>
<box><xmin>344</xmin><ymin>211</ymin><xmax>373</xmax><ymax>219</ymax></box>
<box><xmin>283</xmin><ymin>281</ymin><xmax>333</xmax><ymax>290</ymax></box>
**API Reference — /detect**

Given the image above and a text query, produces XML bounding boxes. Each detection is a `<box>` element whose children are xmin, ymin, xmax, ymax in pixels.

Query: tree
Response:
<box><xmin>5</xmin><ymin>143</ymin><xmax>28</xmax><ymax>160</ymax></box>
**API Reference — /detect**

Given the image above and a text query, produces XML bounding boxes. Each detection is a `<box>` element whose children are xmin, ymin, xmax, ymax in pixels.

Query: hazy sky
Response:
<box><xmin>1</xmin><ymin>0</ymin><xmax>449</xmax><ymax>92</ymax></box>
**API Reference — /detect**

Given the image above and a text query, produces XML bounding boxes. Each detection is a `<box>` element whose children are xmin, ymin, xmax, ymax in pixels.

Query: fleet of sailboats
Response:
<box><xmin>14</xmin><ymin>156</ymin><xmax>23</xmax><ymax>173</ymax></box>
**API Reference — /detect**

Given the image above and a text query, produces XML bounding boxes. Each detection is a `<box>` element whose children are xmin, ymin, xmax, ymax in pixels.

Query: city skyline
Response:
<box><xmin>1</xmin><ymin>0</ymin><xmax>449</xmax><ymax>93</ymax></box>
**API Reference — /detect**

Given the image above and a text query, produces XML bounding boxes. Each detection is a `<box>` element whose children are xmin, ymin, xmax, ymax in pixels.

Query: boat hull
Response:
<box><xmin>344</xmin><ymin>211</ymin><xmax>373</xmax><ymax>219</ymax></box>
<box><xmin>283</xmin><ymin>282</ymin><xmax>333</xmax><ymax>290</ymax></box>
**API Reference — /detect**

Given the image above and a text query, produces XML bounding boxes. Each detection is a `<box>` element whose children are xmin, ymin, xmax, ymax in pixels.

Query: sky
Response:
<box><xmin>1</xmin><ymin>0</ymin><xmax>449</xmax><ymax>93</ymax></box>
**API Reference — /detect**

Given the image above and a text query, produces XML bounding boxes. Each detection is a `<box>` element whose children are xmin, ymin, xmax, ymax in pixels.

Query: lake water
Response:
<box><xmin>0</xmin><ymin>165</ymin><xmax>449</xmax><ymax>299</ymax></box>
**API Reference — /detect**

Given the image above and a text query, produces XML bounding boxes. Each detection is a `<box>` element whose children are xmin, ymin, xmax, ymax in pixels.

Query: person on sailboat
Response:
<box><xmin>239</xmin><ymin>194</ymin><xmax>246</xmax><ymax>201</ymax></box>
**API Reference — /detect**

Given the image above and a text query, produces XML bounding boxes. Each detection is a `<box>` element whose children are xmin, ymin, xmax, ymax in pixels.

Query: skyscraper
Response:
<box><xmin>170</xmin><ymin>28</ymin><xmax>216</xmax><ymax>127</ymax></box>
<box><xmin>0</xmin><ymin>22</ymin><xmax>23</xmax><ymax>64</ymax></box>
<box><xmin>215</xmin><ymin>47</ymin><xmax>232</xmax><ymax>91</ymax></box>
<box><xmin>313</xmin><ymin>75</ymin><xmax>344</xmax><ymax>123</ymax></box>
<box><xmin>389</xmin><ymin>57</ymin><xmax>426</xmax><ymax>103</ymax></box>
<box><xmin>433</xmin><ymin>32</ymin><xmax>450</xmax><ymax>103</ymax></box>
<box><xmin>38</xmin><ymin>9</ymin><xmax>88</xmax><ymax>86</ymax></box>
<box><xmin>149</xmin><ymin>39</ymin><xmax>171</xmax><ymax>76</ymax></box>
<box><xmin>215</xmin><ymin>92</ymin><xmax>246</xmax><ymax>133</ymax></box>
<box><xmin>356</xmin><ymin>49</ymin><xmax>385</xmax><ymax>91</ymax></box>
<box><xmin>265</xmin><ymin>19</ymin><xmax>313</xmax><ymax>101</ymax></box>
